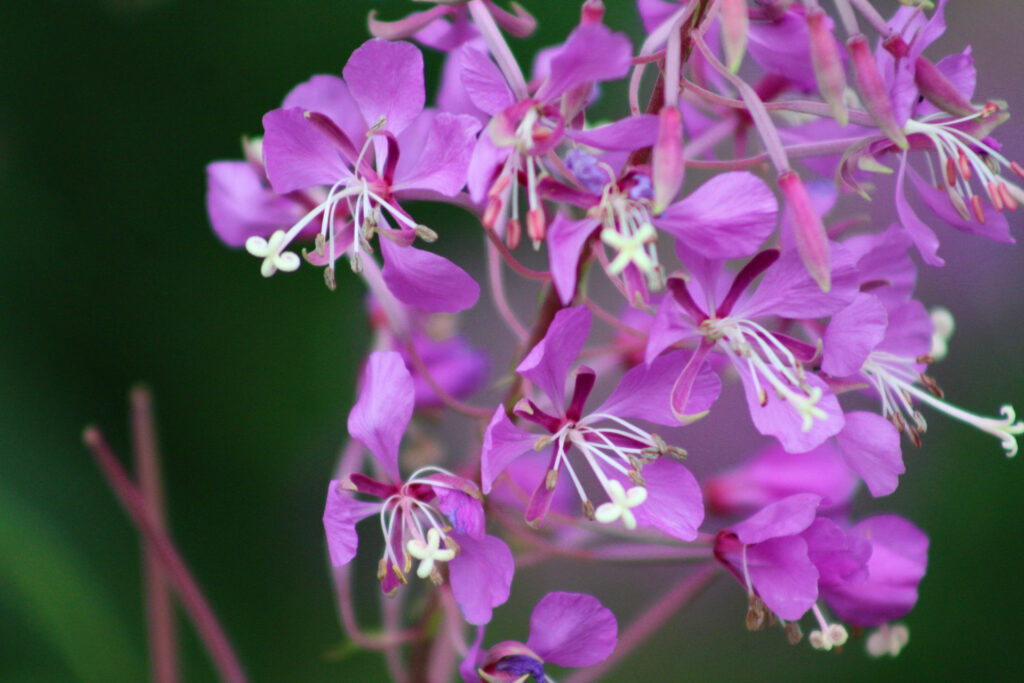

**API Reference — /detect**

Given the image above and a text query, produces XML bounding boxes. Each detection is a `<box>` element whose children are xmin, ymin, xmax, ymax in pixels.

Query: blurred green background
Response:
<box><xmin>1</xmin><ymin>1</ymin><xmax>1022</xmax><ymax>680</ymax></box>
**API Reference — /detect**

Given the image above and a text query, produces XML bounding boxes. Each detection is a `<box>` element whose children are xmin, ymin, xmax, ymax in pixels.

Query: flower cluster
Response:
<box><xmin>207</xmin><ymin>0</ymin><xmax>1021</xmax><ymax>678</ymax></box>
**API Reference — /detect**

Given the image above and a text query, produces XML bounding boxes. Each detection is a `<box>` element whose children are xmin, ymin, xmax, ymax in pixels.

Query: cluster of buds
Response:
<box><xmin>206</xmin><ymin>0</ymin><xmax>1021</xmax><ymax>679</ymax></box>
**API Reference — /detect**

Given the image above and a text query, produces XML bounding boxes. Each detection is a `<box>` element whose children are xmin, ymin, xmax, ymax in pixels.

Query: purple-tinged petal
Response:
<box><xmin>206</xmin><ymin>161</ymin><xmax>304</xmax><ymax>247</ymax></box>
<box><xmin>599</xmin><ymin>348</ymin><xmax>720</xmax><ymax>427</ymax></box>
<box><xmin>459</xmin><ymin>626</ymin><xmax>486</xmax><ymax>683</ymax></box>
<box><xmin>637</xmin><ymin>0</ymin><xmax>677</xmax><ymax>33</ymax></box>
<box><xmin>406</xmin><ymin>332</ymin><xmax>488</xmax><ymax>408</ymax></box>
<box><xmin>644</xmin><ymin>294</ymin><xmax>701</xmax><ymax>365</ymax></box>
<box><xmin>323</xmin><ymin>481</ymin><xmax>381</xmax><ymax>566</ymax></box>
<box><xmin>738</xmin><ymin>367</ymin><xmax>845</xmax><ymax>453</ymax></box>
<box><xmin>380</xmin><ymin>238</ymin><xmax>480</xmax><ymax>313</ymax></box>
<box><xmin>835</xmin><ymin>412</ymin><xmax>904</xmax><ymax>497</ymax></box>
<box><xmin>282</xmin><ymin>74</ymin><xmax>366</xmax><ymax>145</ymax></box>
<box><xmin>433</xmin><ymin>481</ymin><xmax>486</xmax><ymax>539</ymax></box>
<box><xmin>669</xmin><ymin>342</ymin><xmax>718</xmax><ymax>424</ymax></box>
<box><xmin>456</xmin><ymin>45</ymin><xmax>517</xmax><ymax>116</ymax></box>
<box><xmin>526</xmin><ymin>592</ymin><xmax>617</xmax><ymax>668</ymax></box>
<box><xmin>564</xmin><ymin>115</ymin><xmax>660</xmax><ymax>151</ymax></box>
<box><xmin>628</xmin><ymin>458</ymin><xmax>704</xmax><ymax>541</ymax></box>
<box><xmin>745</xmin><ymin>535</ymin><xmax>819</xmax><ymax>620</ymax></box>
<box><xmin>481</xmin><ymin>408</ymin><xmax>539</xmax><ymax>494</ymax></box>
<box><xmin>747</xmin><ymin>9</ymin><xmax>818</xmax><ymax>89</ymax></box>
<box><xmin>877</xmin><ymin>299</ymin><xmax>932</xmax><ymax>358</ymax></box>
<box><xmin>739</xmin><ymin>243</ymin><xmax>858</xmax><ymax>320</ymax></box>
<box><xmin>706</xmin><ymin>442</ymin><xmax>857</xmax><ymax>514</ymax></box>
<box><xmin>895</xmin><ymin>155</ymin><xmax>945</xmax><ymax>266</ymax></box>
<box><xmin>394</xmin><ymin>112</ymin><xmax>481</xmax><ymax>196</ymax></box>
<box><xmin>348</xmin><ymin>352</ymin><xmax>414</xmax><ymax>483</ymax></box>
<box><xmin>467</xmin><ymin>132</ymin><xmax>507</xmax><ymax>203</ymax></box>
<box><xmin>535</xmin><ymin>24</ymin><xmax>633</xmax><ymax>103</ymax></box>
<box><xmin>517</xmin><ymin>306</ymin><xmax>591</xmax><ymax>410</ymax></box>
<box><xmin>732</xmin><ymin>493</ymin><xmax>822</xmax><ymax>545</ymax></box>
<box><xmin>906</xmin><ymin>164</ymin><xmax>1013</xmax><ymax>243</ymax></box>
<box><xmin>842</xmin><ymin>224</ymin><xmax>917</xmax><ymax>306</ymax></box>
<box><xmin>803</xmin><ymin>518</ymin><xmax>871</xmax><ymax>588</ymax></box>
<box><xmin>822</xmin><ymin>294</ymin><xmax>888</xmax><ymax>377</ymax></box>
<box><xmin>657</xmin><ymin>172</ymin><xmax>778</xmax><ymax>260</ymax></box>
<box><xmin>822</xmin><ymin>515</ymin><xmax>928</xmax><ymax>627</ymax></box>
<box><xmin>343</xmin><ymin>40</ymin><xmax>425</xmax><ymax>136</ymax></box>
<box><xmin>547</xmin><ymin>213</ymin><xmax>599</xmax><ymax>305</ymax></box>
<box><xmin>414</xmin><ymin>8</ymin><xmax>479</xmax><ymax>51</ymax></box>
<box><xmin>262</xmin><ymin>107</ymin><xmax>350</xmax><ymax>194</ymax></box>
<box><xmin>449</xmin><ymin>533</ymin><xmax>515</xmax><ymax>625</ymax></box>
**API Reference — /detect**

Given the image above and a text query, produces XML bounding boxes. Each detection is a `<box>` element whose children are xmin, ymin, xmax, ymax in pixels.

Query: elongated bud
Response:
<box><xmin>580</xmin><ymin>0</ymin><xmax>604</xmax><ymax>24</ymax></box>
<box><xmin>848</xmin><ymin>35</ymin><xmax>908</xmax><ymax>150</ymax></box>
<box><xmin>652</xmin><ymin>105</ymin><xmax>684</xmax><ymax>214</ymax></box>
<box><xmin>914</xmin><ymin>56</ymin><xmax>976</xmax><ymax>118</ymax></box>
<box><xmin>720</xmin><ymin>0</ymin><xmax>749</xmax><ymax>73</ymax></box>
<box><xmin>778</xmin><ymin>170</ymin><xmax>831</xmax><ymax>292</ymax></box>
<box><xmin>806</xmin><ymin>9</ymin><xmax>849</xmax><ymax>126</ymax></box>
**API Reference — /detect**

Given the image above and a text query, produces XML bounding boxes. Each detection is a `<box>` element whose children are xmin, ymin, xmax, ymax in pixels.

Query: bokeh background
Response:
<box><xmin>2</xmin><ymin>1</ymin><xmax>1022</xmax><ymax>680</ymax></box>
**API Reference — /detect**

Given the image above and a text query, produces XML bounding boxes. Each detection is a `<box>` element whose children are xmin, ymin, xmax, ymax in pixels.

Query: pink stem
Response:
<box><xmin>401</xmin><ymin>338</ymin><xmax>494</xmax><ymax>419</ymax></box>
<box><xmin>130</xmin><ymin>387</ymin><xmax>178</xmax><ymax>683</ymax></box>
<box><xmin>82</xmin><ymin>427</ymin><xmax>248</xmax><ymax>683</ymax></box>
<box><xmin>486</xmin><ymin>239</ymin><xmax>530</xmax><ymax>342</ymax></box>
<box><xmin>332</xmin><ymin>564</ymin><xmax>421</xmax><ymax>650</ymax></box>
<box><xmin>566</xmin><ymin>564</ymin><xmax>719</xmax><ymax>683</ymax></box>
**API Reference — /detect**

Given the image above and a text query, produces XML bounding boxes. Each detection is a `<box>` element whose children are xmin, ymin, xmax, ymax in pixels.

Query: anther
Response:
<box><xmin>746</xmin><ymin>595</ymin><xmax>767</xmax><ymax>631</ymax></box>
<box><xmin>786</xmin><ymin>621</ymin><xmax>803</xmax><ymax>645</ymax></box>
<box><xmin>545</xmin><ymin>468</ymin><xmax>559</xmax><ymax>491</ymax></box>
<box><xmin>582</xmin><ymin>499</ymin><xmax>596</xmax><ymax>520</ymax></box>
<box><xmin>919</xmin><ymin>373</ymin><xmax>944</xmax><ymax>399</ymax></box>
<box><xmin>414</xmin><ymin>224</ymin><xmax>438</xmax><ymax>243</ymax></box>
<box><xmin>970</xmin><ymin>194</ymin><xmax>986</xmax><ymax>223</ymax></box>
<box><xmin>324</xmin><ymin>267</ymin><xmax>337</xmax><ymax>290</ymax></box>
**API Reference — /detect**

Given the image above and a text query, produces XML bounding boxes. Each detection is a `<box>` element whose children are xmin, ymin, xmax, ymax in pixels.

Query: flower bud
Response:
<box><xmin>779</xmin><ymin>171</ymin><xmax>831</xmax><ymax>292</ymax></box>
<box><xmin>806</xmin><ymin>9</ymin><xmax>848</xmax><ymax>126</ymax></box>
<box><xmin>720</xmin><ymin>0</ymin><xmax>749</xmax><ymax>73</ymax></box>
<box><xmin>913</xmin><ymin>56</ymin><xmax>976</xmax><ymax>118</ymax></box>
<box><xmin>848</xmin><ymin>35</ymin><xmax>908</xmax><ymax>150</ymax></box>
<box><xmin>652</xmin><ymin>105</ymin><xmax>684</xmax><ymax>214</ymax></box>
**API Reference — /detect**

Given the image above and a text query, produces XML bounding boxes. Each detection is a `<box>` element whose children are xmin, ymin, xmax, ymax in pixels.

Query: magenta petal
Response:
<box><xmin>481</xmin><ymin>408</ymin><xmax>539</xmax><ymax>494</ymax></box>
<box><xmin>803</xmin><ymin>518</ymin><xmax>871</xmax><ymax>588</ymax></box>
<box><xmin>877</xmin><ymin>299</ymin><xmax>933</xmax><ymax>358</ymax></box>
<box><xmin>262</xmin><ymin>107</ymin><xmax>351</xmax><ymax>194</ymax></box>
<box><xmin>517</xmin><ymin>306</ymin><xmax>591</xmax><ymax>410</ymax></box>
<box><xmin>822</xmin><ymin>294</ymin><xmax>888</xmax><ymax>377</ymax></box>
<box><xmin>599</xmin><ymin>349</ymin><xmax>719</xmax><ymax>426</ymax></box>
<box><xmin>535</xmin><ymin>24</ymin><xmax>633</xmax><ymax>103</ymax></box>
<box><xmin>206</xmin><ymin>161</ymin><xmax>302</xmax><ymax>247</ymax></box>
<box><xmin>706</xmin><ymin>441</ymin><xmax>858</xmax><ymax>514</ymax></box>
<box><xmin>379</xmin><ymin>238</ymin><xmax>480</xmax><ymax>313</ymax></box>
<box><xmin>906</xmin><ymin>164</ymin><xmax>1013</xmax><ymax>243</ymax></box>
<box><xmin>547</xmin><ymin>213</ymin><xmax>599</xmax><ymax>305</ymax></box>
<box><xmin>835</xmin><ymin>412</ymin><xmax>904</xmax><ymax>497</ymax></box>
<box><xmin>526</xmin><ymin>592</ymin><xmax>617</xmax><ymax>668</ymax></box>
<box><xmin>656</xmin><ymin>172</ymin><xmax>778</xmax><ymax>260</ymax></box>
<box><xmin>747</xmin><ymin>10</ymin><xmax>818</xmax><ymax>89</ymax></box>
<box><xmin>459</xmin><ymin>626</ymin><xmax>486</xmax><ymax>683</ymax></box>
<box><xmin>732</xmin><ymin>493</ymin><xmax>821</xmax><ymax>545</ymax></box>
<box><xmin>629</xmin><ymin>458</ymin><xmax>704</xmax><ymax>541</ymax></box>
<box><xmin>347</xmin><ymin>351</ymin><xmax>414</xmax><ymax>483</ymax></box>
<box><xmin>467</xmin><ymin>133</ymin><xmax>506</xmax><ymax>203</ymax></box>
<box><xmin>822</xmin><ymin>515</ymin><xmax>928</xmax><ymax>627</ymax></box>
<box><xmin>394</xmin><ymin>112</ymin><xmax>481</xmax><ymax>196</ymax></box>
<box><xmin>644</xmin><ymin>295</ymin><xmax>701</xmax><ymax>365</ymax></box>
<box><xmin>740</xmin><ymin>243</ymin><xmax>858</xmax><ymax>320</ymax></box>
<box><xmin>895</xmin><ymin>155</ymin><xmax>944</xmax><ymax>266</ymax></box>
<box><xmin>746</xmin><ymin>535</ymin><xmax>819</xmax><ymax>620</ymax></box>
<box><xmin>282</xmin><ymin>74</ymin><xmax>366</xmax><ymax>145</ymax></box>
<box><xmin>564</xmin><ymin>115</ymin><xmax>660</xmax><ymax>151</ymax></box>
<box><xmin>433</xmin><ymin>483</ymin><xmax>486</xmax><ymax>539</ymax></box>
<box><xmin>738</xmin><ymin>367</ymin><xmax>845</xmax><ymax>453</ymax></box>
<box><xmin>449</xmin><ymin>533</ymin><xmax>515</xmax><ymax>625</ymax></box>
<box><xmin>456</xmin><ymin>45</ymin><xmax>517</xmax><ymax>116</ymax></box>
<box><xmin>343</xmin><ymin>39</ymin><xmax>425</xmax><ymax>136</ymax></box>
<box><xmin>323</xmin><ymin>481</ymin><xmax>379</xmax><ymax>567</ymax></box>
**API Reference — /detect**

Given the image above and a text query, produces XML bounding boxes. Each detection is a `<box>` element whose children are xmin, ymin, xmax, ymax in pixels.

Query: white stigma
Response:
<box><xmin>866</xmin><ymin>623</ymin><xmax>910</xmax><ymax>657</ymax></box>
<box><xmin>597</xmin><ymin>184</ymin><xmax>664</xmax><ymax>291</ymax></box>
<box><xmin>929</xmin><ymin>307</ymin><xmax>955</xmax><ymax>362</ymax></box>
<box><xmin>245</xmin><ymin>230</ymin><xmax>300</xmax><ymax>277</ymax></box>
<box><xmin>594</xmin><ymin>479</ymin><xmax>648</xmax><ymax>530</ymax></box>
<box><xmin>406</xmin><ymin>527</ymin><xmax>455</xmax><ymax>580</ymax></box>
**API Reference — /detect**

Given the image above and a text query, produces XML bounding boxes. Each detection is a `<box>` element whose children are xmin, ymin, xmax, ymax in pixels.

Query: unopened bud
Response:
<box><xmin>720</xmin><ymin>0</ymin><xmax>749</xmax><ymax>73</ymax></box>
<box><xmin>580</xmin><ymin>0</ymin><xmax>604</xmax><ymax>24</ymax></box>
<box><xmin>848</xmin><ymin>35</ymin><xmax>908</xmax><ymax>150</ymax></box>
<box><xmin>778</xmin><ymin>170</ymin><xmax>831</xmax><ymax>292</ymax></box>
<box><xmin>914</xmin><ymin>56</ymin><xmax>975</xmax><ymax>118</ymax></box>
<box><xmin>652</xmin><ymin>105</ymin><xmax>684</xmax><ymax>214</ymax></box>
<box><xmin>807</xmin><ymin>9</ymin><xmax>848</xmax><ymax>126</ymax></box>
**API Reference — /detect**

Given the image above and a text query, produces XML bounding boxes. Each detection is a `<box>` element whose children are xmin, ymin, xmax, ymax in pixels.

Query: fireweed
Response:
<box><xmin>198</xmin><ymin>0</ymin><xmax>1024</xmax><ymax>679</ymax></box>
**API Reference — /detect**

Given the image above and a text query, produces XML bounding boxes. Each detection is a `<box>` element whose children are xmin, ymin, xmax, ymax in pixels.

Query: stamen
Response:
<box><xmin>808</xmin><ymin>604</ymin><xmax>848</xmax><ymax>652</ymax></box>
